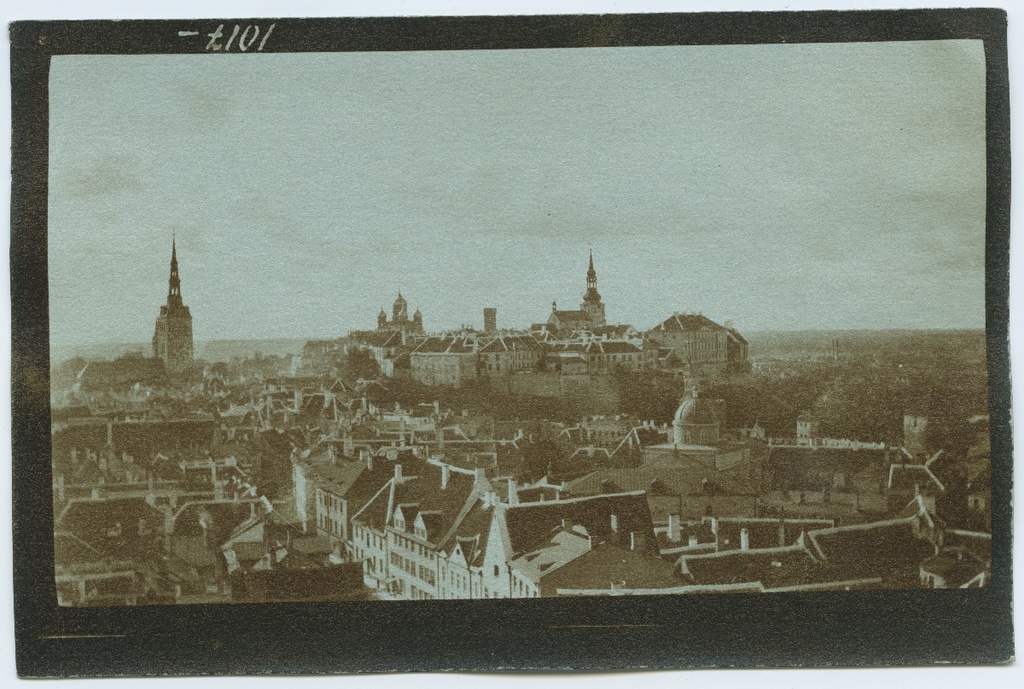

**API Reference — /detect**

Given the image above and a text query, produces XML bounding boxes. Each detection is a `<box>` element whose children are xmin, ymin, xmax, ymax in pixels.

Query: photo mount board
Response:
<box><xmin>10</xmin><ymin>9</ymin><xmax>1013</xmax><ymax>677</ymax></box>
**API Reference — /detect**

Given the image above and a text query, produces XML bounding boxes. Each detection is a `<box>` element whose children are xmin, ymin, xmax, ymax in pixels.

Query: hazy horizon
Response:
<box><xmin>49</xmin><ymin>41</ymin><xmax>986</xmax><ymax>350</ymax></box>
<box><xmin>51</xmin><ymin>326</ymin><xmax>988</xmax><ymax>367</ymax></box>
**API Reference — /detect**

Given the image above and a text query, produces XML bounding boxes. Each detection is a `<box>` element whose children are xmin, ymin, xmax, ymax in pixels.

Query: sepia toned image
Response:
<box><xmin>42</xmin><ymin>35</ymin><xmax>997</xmax><ymax>609</ymax></box>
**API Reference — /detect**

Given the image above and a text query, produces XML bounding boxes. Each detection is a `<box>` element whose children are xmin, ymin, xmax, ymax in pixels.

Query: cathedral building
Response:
<box><xmin>547</xmin><ymin>251</ymin><xmax>607</xmax><ymax>336</ymax></box>
<box><xmin>152</xmin><ymin>238</ymin><xmax>194</xmax><ymax>373</ymax></box>
<box><xmin>377</xmin><ymin>291</ymin><xmax>424</xmax><ymax>338</ymax></box>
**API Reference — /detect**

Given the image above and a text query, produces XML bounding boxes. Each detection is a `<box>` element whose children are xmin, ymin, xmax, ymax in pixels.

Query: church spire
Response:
<box><xmin>581</xmin><ymin>249</ymin><xmax>603</xmax><ymax>328</ymax></box>
<box><xmin>154</xmin><ymin>234</ymin><xmax>194</xmax><ymax>372</ymax></box>
<box><xmin>168</xmin><ymin>236</ymin><xmax>182</xmax><ymax>306</ymax></box>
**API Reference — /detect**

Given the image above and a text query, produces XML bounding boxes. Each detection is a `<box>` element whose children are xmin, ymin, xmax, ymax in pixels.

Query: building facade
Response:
<box><xmin>647</xmin><ymin>312</ymin><xmax>748</xmax><ymax>374</ymax></box>
<box><xmin>410</xmin><ymin>335</ymin><xmax>479</xmax><ymax>386</ymax></box>
<box><xmin>152</xmin><ymin>239</ymin><xmax>194</xmax><ymax>373</ymax></box>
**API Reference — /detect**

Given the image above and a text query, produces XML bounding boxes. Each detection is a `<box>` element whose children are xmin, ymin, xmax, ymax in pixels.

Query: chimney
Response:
<box><xmin>399</xmin><ymin>417</ymin><xmax>407</xmax><ymax>445</ymax></box>
<box><xmin>668</xmin><ymin>514</ymin><xmax>681</xmax><ymax>543</ymax></box>
<box><xmin>610</xmin><ymin>513</ymin><xmax>619</xmax><ymax>533</ymax></box>
<box><xmin>343</xmin><ymin>435</ymin><xmax>354</xmax><ymax>456</ymax></box>
<box><xmin>361</xmin><ymin>448</ymin><xmax>372</xmax><ymax>470</ymax></box>
<box><xmin>740</xmin><ymin>527</ymin><xmax>750</xmax><ymax>551</ymax></box>
<box><xmin>629</xmin><ymin>531</ymin><xmax>636</xmax><ymax>551</ymax></box>
<box><xmin>507</xmin><ymin>478</ymin><xmax>518</xmax><ymax>505</ymax></box>
<box><xmin>710</xmin><ymin>517</ymin><xmax>718</xmax><ymax>536</ymax></box>
<box><xmin>394</xmin><ymin>464</ymin><xmax>403</xmax><ymax>481</ymax></box>
<box><xmin>688</xmin><ymin>534</ymin><xmax>698</xmax><ymax>547</ymax></box>
<box><xmin>437</xmin><ymin>427</ymin><xmax>445</xmax><ymax>453</ymax></box>
<box><xmin>441</xmin><ymin>464</ymin><xmax>450</xmax><ymax>490</ymax></box>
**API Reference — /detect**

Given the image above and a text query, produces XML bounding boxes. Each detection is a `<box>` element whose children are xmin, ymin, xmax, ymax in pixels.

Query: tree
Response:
<box><xmin>343</xmin><ymin>349</ymin><xmax>381</xmax><ymax>382</ymax></box>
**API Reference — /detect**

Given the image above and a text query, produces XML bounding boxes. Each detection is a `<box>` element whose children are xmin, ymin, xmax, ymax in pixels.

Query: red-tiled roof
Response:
<box><xmin>308</xmin><ymin>457</ymin><xmax>365</xmax><ymax>498</ymax></box>
<box><xmin>543</xmin><ymin>542</ymin><xmax>683</xmax><ymax>592</ymax></box>
<box><xmin>413</xmin><ymin>336</ymin><xmax>477</xmax><ymax>354</ymax></box>
<box><xmin>651</xmin><ymin>313</ymin><xmax>726</xmax><ymax>333</ymax></box>
<box><xmin>807</xmin><ymin>518</ymin><xmax>936</xmax><ymax>584</ymax></box>
<box><xmin>680</xmin><ymin>543</ymin><xmax>818</xmax><ymax>588</ymax></box>
<box><xmin>480</xmin><ymin>335</ymin><xmax>543</xmax><ymax>353</ymax></box>
<box><xmin>504</xmin><ymin>492</ymin><xmax>655</xmax><ymax>556</ymax></box>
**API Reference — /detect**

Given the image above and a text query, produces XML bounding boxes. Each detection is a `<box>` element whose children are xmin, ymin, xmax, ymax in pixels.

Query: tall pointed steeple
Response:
<box><xmin>153</xmin><ymin>235</ymin><xmax>194</xmax><ymax>372</ymax></box>
<box><xmin>580</xmin><ymin>249</ymin><xmax>605</xmax><ymax>327</ymax></box>
<box><xmin>168</xmin><ymin>235</ymin><xmax>183</xmax><ymax>306</ymax></box>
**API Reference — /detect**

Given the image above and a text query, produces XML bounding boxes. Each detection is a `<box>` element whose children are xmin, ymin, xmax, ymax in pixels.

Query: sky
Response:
<box><xmin>48</xmin><ymin>39</ymin><xmax>987</xmax><ymax>350</ymax></box>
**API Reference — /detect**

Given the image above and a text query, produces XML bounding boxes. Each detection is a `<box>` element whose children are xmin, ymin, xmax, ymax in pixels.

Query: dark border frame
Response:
<box><xmin>10</xmin><ymin>9</ymin><xmax>1013</xmax><ymax>677</ymax></box>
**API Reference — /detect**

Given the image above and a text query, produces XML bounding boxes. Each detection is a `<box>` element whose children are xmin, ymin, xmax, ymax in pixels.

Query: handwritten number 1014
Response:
<box><xmin>206</xmin><ymin>24</ymin><xmax>275</xmax><ymax>52</ymax></box>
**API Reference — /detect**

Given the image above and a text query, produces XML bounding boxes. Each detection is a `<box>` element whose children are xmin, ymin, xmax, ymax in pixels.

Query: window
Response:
<box><xmin>493</xmin><ymin>565</ymin><xmax>500</xmax><ymax>577</ymax></box>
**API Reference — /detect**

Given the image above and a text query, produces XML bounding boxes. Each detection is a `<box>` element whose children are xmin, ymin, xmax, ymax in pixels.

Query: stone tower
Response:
<box><xmin>904</xmin><ymin>414</ymin><xmax>928</xmax><ymax>457</ymax></box>
<box><xmin>580</xmin><ymin>250</ymin><xmax>606</xmax><ymax>327</ymax></box>
<box><xmin>152</xmin><ymin>238</ymin><xmax>194</xmax><ymax>373</ymax></box>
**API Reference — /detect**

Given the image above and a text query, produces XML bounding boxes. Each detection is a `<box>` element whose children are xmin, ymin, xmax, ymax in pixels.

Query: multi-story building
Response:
<box><xmin>479</xmin><ymin>334</ymin><xmax>544</xmax><ymax>375</ymax></box>
<box><xmin>544</xmin><ymin>339</ymin><xmax>649</xmax><ymax>374</ymax></box>
<box><xmin>647</xmin><ymin>312</ymin><xmax>748</xmax><ymax>375</ymax></box>
<box><xmin>410</xmin><ymin>335</ymin><xmax>479</xmax><ymax>386</ymax></box>
<box><xmin>350</xmin><ymin>460</ymin><xmax>487</xmax><ymax>598</ymax></box>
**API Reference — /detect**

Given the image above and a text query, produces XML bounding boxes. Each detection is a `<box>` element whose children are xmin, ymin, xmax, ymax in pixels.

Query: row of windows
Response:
<box><xmin>360</xmin><ymin>526</ymin><xmax>547</xmax><ymax>600</ymax></box>
<box><xmin>447</xmin><ymin>568</ymin><xmax>469</xmax><ymax>592</ymax></box>
<box><xmin>316</xmin><ymin>513</ymin><xmax>344</xmax><ymax>537</ymax></box>
<box><xmin>388</xmin><ymin>552</ymin><xmax>437</xmax><ymax>587</ymax></box>
<box><xmin>359</xmin><ymin>529</ymin><xmax>384</xmax><ymax>550</ymax></box>
<box><xmin>408</xmin><ymin>584</ymin><xmax>434</xmax><ymax>600</ymax></box>
<box><xmin>317</xmin><ymin>490</ymin><xmax>345</xmax><ymax>514</ymax></box>
<box><xmin>392</xmin><ymin>533</ymin><xmax>431</xmax><ymax>559</ymax></box>
<box><xmin>512</xmin><ymin>576</ymin><xmax>539</xmax><ymax>598</ymax></box>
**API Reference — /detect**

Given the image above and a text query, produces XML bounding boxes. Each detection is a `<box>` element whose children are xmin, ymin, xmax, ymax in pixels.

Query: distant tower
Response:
<box><xmin>580</xmin><ymin>250</ymin><xmax>606</xmax><ymax>327</ymax></box>
<box><xmin>483</xmin><ymin>308</ymin><xmax>497</xmax><ymax>334</ymax></box>
<box><xmin>796</xmin><ymin>413</ymin><xmax>819</xmax><ymax>447</ymax></box>
<box><xmin>392</xmin><ymin>291</ymin><xmax>409</xmax><ymax>323</ymax></box>
<box><xmin>377</xmin><ymin>292</ymin><xmax>423</xmax><ymax>335</ymax></box>
<box><xmin>904</xmin><ymin>414</ymin><xmax>928</xmax><ymax>456</ymax></box>
<box><xmin>152</xmin><ymin>237</ymin><xmax>194</xmax><ymax>372</ymax></box>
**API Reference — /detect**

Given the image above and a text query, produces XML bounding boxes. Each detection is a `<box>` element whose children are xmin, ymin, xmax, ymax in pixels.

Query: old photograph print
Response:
<box><xmin>48</xmin><ymin>37</ymin><xmax>993</xmax><ymax>607</ymax></box>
